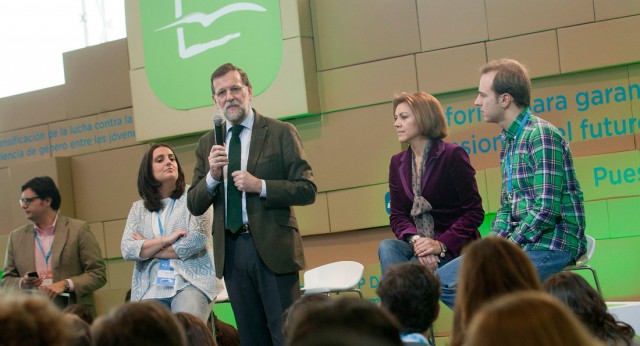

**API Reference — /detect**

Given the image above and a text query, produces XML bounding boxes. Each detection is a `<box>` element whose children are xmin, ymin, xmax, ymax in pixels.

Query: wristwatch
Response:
<box><xmin>63</xmin><ymin>280</ymin><xmax>70</xmax><ymax>293</ymax></box>
<box><xmin>408</xmin><ymin>235</ymin><xmax>421</xmax><ymax>247</ymax></box>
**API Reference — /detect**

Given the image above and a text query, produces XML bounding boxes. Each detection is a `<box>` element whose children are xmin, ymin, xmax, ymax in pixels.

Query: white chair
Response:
<box><xmin>564</xmin><ymin>235</ymin><xmax>602</xmax><ymax>294</ymax></box>
<box><xmin>301</xmin><ymin>261</ymin><xmax>364</xmax><ymax>299</ymax></box>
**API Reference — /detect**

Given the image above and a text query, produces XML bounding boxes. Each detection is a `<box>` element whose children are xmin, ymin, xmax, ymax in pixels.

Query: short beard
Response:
<box><xmin>223</xmin><ymin>102</ymin><xmax>247</xmax><ymax>124</ymax></box>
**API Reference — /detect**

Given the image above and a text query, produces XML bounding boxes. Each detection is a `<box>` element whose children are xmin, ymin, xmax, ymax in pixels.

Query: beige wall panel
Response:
<box><xmin>71</xmin><ymin>145</ymin><xmax>148</xmax><ymax>223</ymax></box>
<box><xmin>327</xmin><ymin>184</ymin><xmax>389</xmax><ymax>233</ymax></box>
<box><xmin>436</xmin><ymin>91</ymin><xmax>502</xmax><ymax>171</ymax></box>
<box><xmin>0</xmin><ymin>125</ymin><xmax>49</xmax><ymax>168</ymax></box>
<box><xmin>531</xmin><ymin>66</ymin><xmax>635</xmax><ymax>155</ymax></box>
<box><xmin>310</xmin><ymin>0</ymin><xmax>420</xmax><ymax>70</ymax></box>
<box><xmin>281</xmin><ymin>0</ymin><xmax>313</xmax><ymax>38</ymax></box>
<box><xmin>558</xmin><ymin>16</ymin><xmax>640</xmax><ymax>73</ymax></box>
<box><xmin>487</xmin><ymin>31</ymin><xmax>561</xmax><ymax>78</ymax></box>
<box><xmin>417</xmin><ymin>0</ymin><xmax>488</xmax><ymax>52</ymax></box>
<box><xmin>300</xmin><ymin>104</ymin><xmax>400</xmax><ymax>192</ymax></box>
<box><xmin>0</xmin><ymin>234</ymin><xmax>8</xmax><ymax>268</ymax></box>
<box><xmin>485</xmin><ymin>167</ymin><xmax>502</xmax><ymax>213</ymax></box>
<box><xmin>89</xmin><ymin>222</ymin><xmax>106</xmax><ymax>260</ymax></box>
<box><xmin>49</xmin><ymin>116</ymin><xmax>99</xmax><ymax>157</ymax></box>
<box><xmin>106</xmin><ymin>259</ymin><xmax>134</xmax><ymax>290</ymax></box>
<box><xmin>94</xmin><ymin>288</ymin><xmax>129</xmax><ymax>316</ymax></box>
<box><xmin>302</xmin><ymin>227</ymin><xmax>390</xmax><ymax>268</ymax></box>
<box><xmin>0</xmin><ymin>86</ymin><xmax>67</xmax><ymax>132</ymax></box>
<box><xmin>63</xmin><ymin>39</ymin><xmax>132</xmax><ymax>118</ymax></box>
<box><xmin>318</xmin><ymin>55</ymin><xmax>417</xmax><ymax>113</ymax></box>
<box><xmin>9</xmin><ymin>157</ymin><xmax>75</xmax><ymax>230</ymax></box>
<box><xmin>104</xmin><ymin>219</ymin><xmax>126</xmax><ymax>260</ymax></box>
<box><xmin>475</xmin><ymin>169</ymin><xmax>489</xmax><ymax>214</ymax></box>
<box><xmin>251</xmin><ymin>38</ymin><xmax>320</xmax><ymax>119</ymax></box>
<box><xmin>416</xmin><ymin>43</ymin><xmax>486</xmax><ymax>94</ymax></box>
<box><xmin>294</xmin><ymin>192</ymin><xmax>330</xmax><ymax>236</ymax></box>
<box><xmin>125</xmin><ymin>0</ymin><xmax>144</xmax><ymax>70</ymax></box>
<box><xmin>485</xmin><ymin>0</ymin><xmax>593</xmax><ymax>40</ymax></box>
<box><xmin>594</xmin><ymin>0</ymin><xmax>640</xmax><ymax>21</ymax></box>
<box><xmin>96</xmin><ymin>108</ymin><xmax>137</xmax><ymax>151</ymax></box>
<box><xmin>0</xmin><ymin>169</ymin><xmax>12</xmax><ymax>235</ymax></box>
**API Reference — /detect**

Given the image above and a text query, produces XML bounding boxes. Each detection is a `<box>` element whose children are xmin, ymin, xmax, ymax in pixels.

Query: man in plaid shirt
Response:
<box><xmin>435</xmin><ymin>59</ymin><xmax>586</xmax><ymax>309</ymax></box>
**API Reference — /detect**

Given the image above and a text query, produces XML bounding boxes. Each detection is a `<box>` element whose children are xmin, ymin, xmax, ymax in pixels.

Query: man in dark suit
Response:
<box><xmin>1</xmin><ymin>176</ymin><xmax>106</xmax><ymax>312</ymax></box>
<box><xmin>188</xmin><ymin>63</ymin><xmax>316</xmax><ymax>345</ymax></box>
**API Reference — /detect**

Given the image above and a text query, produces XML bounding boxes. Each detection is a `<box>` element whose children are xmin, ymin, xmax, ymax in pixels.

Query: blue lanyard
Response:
<box><xmin>155</xmin><ymin>199</ymin><xmax>176</xmax><ymax>236</ymax></box>
<box><xmin>505</xmin><ymin>110</ymin><xmax>531</xmax><ymax>197</ymax></box>
<box><xmin>34</xmin><ymin>232</ymin><xmax>52</xmax><ymax>267</ymax></box>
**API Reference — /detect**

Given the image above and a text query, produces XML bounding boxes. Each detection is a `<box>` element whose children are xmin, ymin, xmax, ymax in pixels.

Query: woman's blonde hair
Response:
<box><xmin>393</xmin><ymin>92</ymin><xmax>448</xmax><ymax>139</ymax></box>
<box><xmin>464</xmin><ymin>291</ymin><xmax>602</xmax><ymax>346</ymax></box>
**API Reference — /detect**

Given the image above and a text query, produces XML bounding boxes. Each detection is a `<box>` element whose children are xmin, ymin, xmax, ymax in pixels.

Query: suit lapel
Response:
<box><xmin>50</xmin><ymin>215</ymin><xmax>68</xmax><ymax>270</ymax></box>
<box><xmin>247</xmin><ymin>111</ymin><xmax>268</xmax><ymax>173</ymax></box>
<box><xmin>22</xmin><ymin>225</ymin><xmax>37</xmax><ymax>271</ymax></box>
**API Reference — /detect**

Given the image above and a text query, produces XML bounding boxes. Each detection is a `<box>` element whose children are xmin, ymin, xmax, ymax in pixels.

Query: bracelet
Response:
<box><xmin>438</xmin><ymin>241</ymin><xmax>447</xmax><ymax>258</ymax></box>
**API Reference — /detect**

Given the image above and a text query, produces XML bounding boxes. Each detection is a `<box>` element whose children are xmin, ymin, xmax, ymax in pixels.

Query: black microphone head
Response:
<box><xmin>213</xmin><ymin>115</ymin><xmax>223</xmax><ymax>126</ymax></box>
<box><xmin>213</xmin><ymin>115</ymin><xmax>224</xmax><ymax>146</ymax></box>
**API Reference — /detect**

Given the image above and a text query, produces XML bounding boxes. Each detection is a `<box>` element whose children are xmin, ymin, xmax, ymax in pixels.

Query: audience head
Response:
<box><xmin>137</xmin><ymin>143</ymin><xmax>186</xmax><ymax>212</ymax></box>
<box><xmin>463</xmin><ymin>291</ymin><xmax>602</xmax><ymax>346</ymax></box>
<box><xmin>393</xmin><ymin>92</ymin><xmax>448</xmax><ymax>140</ymax></box>
<box><xmin>20</xmin><ymin>176</ymin><xmax>61</xmax><ymax>214</ymax></box>
<box><xmin>65</xmin><ymin>314</ymin><xmax>92</xmax><ymax>346</ymax></box>
<box><xmin>63</xmin><ymin>303</ymin><xmax>94</xmax><ymax>325</ymax></box>
<box><xmin>287</xmin><ymin>297</ymin><xmax>403</xmax><ymax>346</ymax></box>
<box><xmin>543</xmin><ymin>272</ymin><xmax>635</xmax><ymax>346</ymax></box>
<box><xmin>283</xmin><ymin>293</ymin><xmax>332</xmax><ymax>338</ymax></box>
<box><xmin>0</xmin><ymin>292</ymin><xmax>71</xmax><ymax>346</ymax></box>
<box><xmin>175</xmin><ymin>312</ymin><xmax>217</xmax><ymax>346</ymax></box>
<box><xmin>91</xmin><ymin>301</ymin><xmax>187</xmax><ymax>346</ymax></box>
<box><xmin>376</xmin><ymin>262</ymin><xmax>440</xmax><ymax>334</ymax></box>
<box><xmin>452</xmin><ymin>237</ymin><xmax>541</xmax><ymax>346</ymax></box>
<box><xmin>479</xmin><ymin>58</ymin><xmax>532</xmax><ymax>108</ymax></box>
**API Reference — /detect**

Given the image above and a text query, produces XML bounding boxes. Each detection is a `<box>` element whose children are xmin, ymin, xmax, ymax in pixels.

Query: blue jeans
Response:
<box><xmin>378</xmin><ymin>239</ymin><xmax>450</xmax><ymax>276</ymax></box>
<box><xmin>151</xmin><ymin>285</ymin><xmax>212</xmax><ymax>322</ymax></box>
<box><xmin>436</xmin><ymin>249</ymin><xmax>573</xmax><ymax>310</ymax></box>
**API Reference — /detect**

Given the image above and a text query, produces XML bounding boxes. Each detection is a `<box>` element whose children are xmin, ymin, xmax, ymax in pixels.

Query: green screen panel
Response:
<box><xmin>607</xmin><ymin>196</ymin><xmax>640</xmax><ymax>239</ymax></box>
<box><xmin>588</xmin><ymin>237</ymin><xmax>640</xmax><ymax>300</ymax></box>
<box><xmin>584</xmin><ymin>200</ymin><xmax>611</xmax><ymax>239</ymax></box>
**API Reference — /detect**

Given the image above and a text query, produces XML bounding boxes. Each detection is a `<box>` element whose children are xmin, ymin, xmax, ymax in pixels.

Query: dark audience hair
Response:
<box><xmin>175</xmin><ymin>312</ymin><xmax>217</xmax><ymax>346</ymax></box>
<box><xmin>287</xmin><ymin>297</ymin><xmax>403</xmax><ymax>346</ymax></box>
<box><xmin>543</xmin><ymin>272</ymin><xmax>635</xmax><ymax>346</ymax></box>
<box><xmin>463</xmin><ymin>291</ymin><xmax>602</xmax><ymax>346</ymax></box>
<box><xmin>21</xmin><ymin>176</ymin><xmax>62</xmax><ymax>210</ymax></box>
<box><xmin>451</xmin><ymin>237</ymin><xmax>541</xmax><ymax>346</ymax></box>
<box><xmin>282</xmin><ymin>293</ymin><xmax>332</xmax><ymax>338</ymax></box>
<box><xmin>65</xmin><ymin>314</ymin><xmax>92</xmax><ymax>346</ymax></box>
<box><xmin>376</xmin><ymin>262</ymin><xmax>440</xmax><ymax>334</ymax></box>
<box><xmin>91</xmin><ymin>301</ymin><xmax>187</xmax><ymax>346</ymax></box>
<box><xmin>63</xmin><ymin>303</ymin><xmax>95</xmax><ymax>325</ymax></box>
<box><xmin>0</xmin><ymin>292</ymin><xmax>71</xmax><ymax>346</ymax></box>
<box><xmin>137</xmin><ymin>143</ymin><xmax>186</xmax><ymax>212</ymax></box>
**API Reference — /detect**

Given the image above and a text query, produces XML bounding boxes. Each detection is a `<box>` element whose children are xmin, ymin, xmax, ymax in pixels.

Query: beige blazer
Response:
<box><xmin>1</xmin><ymin>215</ymin><xmax>107</xmax><ymax>306</ymax></box>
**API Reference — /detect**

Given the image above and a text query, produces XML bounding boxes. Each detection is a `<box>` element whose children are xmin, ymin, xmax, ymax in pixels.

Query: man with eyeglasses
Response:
<box><xmin>1</xmin><ymin>176</ymin><xmax>106</xmax><ymax>314</ymax></box>
<box><xmin>188</xmin><ymin>63</ymin><xmax>316</xmax><ymax>345</ymax></box>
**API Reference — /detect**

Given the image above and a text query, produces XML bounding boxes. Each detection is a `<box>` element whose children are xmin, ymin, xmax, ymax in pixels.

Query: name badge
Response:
<box><xmin>42</xmin><ymin>269</ymin><xmax>53</xmax><ymax>286</ymax></box>
<box><xmin>156</xmin><ymin>260</ymin><xmax>175</xmax><ymax>287</ymax></box>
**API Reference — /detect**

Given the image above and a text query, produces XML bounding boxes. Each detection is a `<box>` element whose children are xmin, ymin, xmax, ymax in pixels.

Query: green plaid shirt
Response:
<box><xmin>491</xmin><ymin>109</ymin><xmax>586</xmax><ymax>260</ymax></box>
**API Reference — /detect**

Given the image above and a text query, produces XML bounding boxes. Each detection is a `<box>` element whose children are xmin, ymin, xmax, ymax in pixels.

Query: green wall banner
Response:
<box><xmin>140</xmin><ymin>0</ymin><xmax>283</xmax><ymax>110</ymax></box>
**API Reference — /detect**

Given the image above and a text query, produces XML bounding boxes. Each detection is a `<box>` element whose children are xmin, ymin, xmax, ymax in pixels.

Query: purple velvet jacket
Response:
<box><xmin>388</xmin><ymin>139</ymin><xmax>484</xmax><ymax>258</ymax></box>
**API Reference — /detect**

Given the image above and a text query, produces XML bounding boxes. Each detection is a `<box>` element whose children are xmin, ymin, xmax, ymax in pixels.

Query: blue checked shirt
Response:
<box><xmin>491</xmin><ymin>109</ymin><xmax>586</xmax><ymax>260</ymax></box>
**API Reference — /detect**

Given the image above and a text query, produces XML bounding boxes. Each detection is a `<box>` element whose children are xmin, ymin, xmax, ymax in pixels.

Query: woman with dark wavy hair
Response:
<box><xmin>121</xmin><ymin>143</ymin><xmax>215</xmax><ymax>322</ymax></box>
<box><xmin>543</xmin><ymin>272</ymin><xmax>637</xmax><ymax>346</ymax></box>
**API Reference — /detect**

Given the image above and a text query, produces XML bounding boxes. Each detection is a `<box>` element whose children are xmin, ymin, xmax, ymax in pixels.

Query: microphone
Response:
<box><xmin>213</xmin><ymin>115</ymin><xmax>224</xmax><ymax>146</ymax></box>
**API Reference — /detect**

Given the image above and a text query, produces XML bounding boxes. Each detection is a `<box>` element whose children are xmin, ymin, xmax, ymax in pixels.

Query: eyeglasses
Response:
<box><xmin>214</xmin><ymin>85</ymin><xmax>245</xmax><ymax>99</ymax></box>
<box><xmin>19</xmin><ymin>197</ymin><xmax>41</xmax><ymax>206</ymax></box>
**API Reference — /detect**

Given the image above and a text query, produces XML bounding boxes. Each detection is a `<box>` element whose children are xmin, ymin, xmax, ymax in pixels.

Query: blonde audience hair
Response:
<box><xmin>463</xmin><ymin>291</ymin><xmax>602</xmax><ymax>346</ymax></box>
<box><xmin>450</xmin><ymin>237</ymin><xmax>542</xmax><ymax>346</ymax></box>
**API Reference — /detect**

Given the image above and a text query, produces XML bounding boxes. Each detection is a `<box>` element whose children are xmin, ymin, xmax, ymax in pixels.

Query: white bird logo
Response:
<box><xmin>156</xmin><ymin>2</ymin><xmax>267</xmax><ymax>59</ymax></box>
